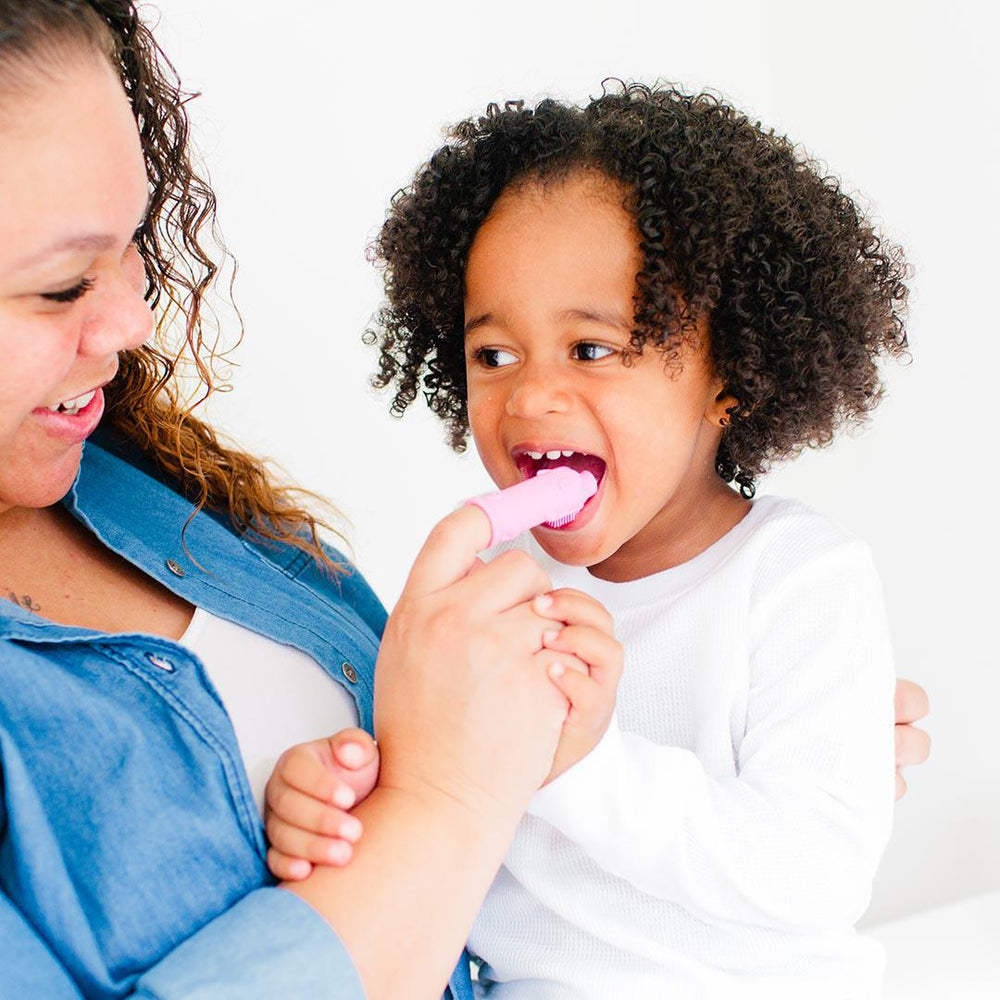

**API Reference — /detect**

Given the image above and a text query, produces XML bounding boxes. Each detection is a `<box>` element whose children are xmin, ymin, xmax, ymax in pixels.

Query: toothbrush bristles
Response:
<box><xmin>544</xmin><ymin>509</ymin><xmax>579</xmax><ymax>529</ymax></box>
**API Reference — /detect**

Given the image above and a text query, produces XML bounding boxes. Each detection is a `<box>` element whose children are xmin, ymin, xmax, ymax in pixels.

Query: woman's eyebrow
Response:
<box><xmin>12</xmin><ymin>233</ymin><xmax>118</xmax><ymax>273</ymax></box>
<box><xmin>13</xmin><ymin>194</ymin><xmax>151</xmax><ymax>274</ymax></box>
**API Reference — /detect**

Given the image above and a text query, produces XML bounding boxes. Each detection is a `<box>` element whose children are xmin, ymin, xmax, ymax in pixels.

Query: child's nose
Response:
<box><xmin>504</xmin><ymin>366</ymin><xmax>572</xmax><ymax>418</ymax></box>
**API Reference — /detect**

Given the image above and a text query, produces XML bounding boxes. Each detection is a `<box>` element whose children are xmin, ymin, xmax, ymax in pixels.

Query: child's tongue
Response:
<box><xmin>519</xmin><ymin>451</ymin><xmax>606</xmax><ymax>485</ymax></box>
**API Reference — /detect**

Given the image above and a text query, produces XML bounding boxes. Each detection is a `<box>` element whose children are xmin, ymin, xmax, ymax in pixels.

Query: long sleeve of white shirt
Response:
<box><xmin>527</xmin><ymin>540</ymin><xmax>895</xmax><ymax>933</ymax></box>
<box><xmin>469</xmin><ymin>495</ymin><xmax>896</xmax><ymax>999</ymax></box>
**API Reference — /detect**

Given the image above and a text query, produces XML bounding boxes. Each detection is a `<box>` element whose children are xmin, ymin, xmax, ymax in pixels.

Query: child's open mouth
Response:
<box><xmin>514</xmin><ymin>449</ymin><xmax>607</xmax><ymax>529</ymax></box>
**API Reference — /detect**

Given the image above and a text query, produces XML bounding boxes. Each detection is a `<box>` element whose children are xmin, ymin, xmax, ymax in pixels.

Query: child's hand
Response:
<box><xmin>532</xmin><ymin>588</ymin><xmax>623</xmax><ymax>785</ymax></box>
<box><xmin>894</xmin><ymin>678</ymin><xmax>931</xmax><ymax>799</ymax></box>
<box><xmin>264</xmin><ymin>727</ymin><xmax>379</xmax><ymax>881</ymax></box>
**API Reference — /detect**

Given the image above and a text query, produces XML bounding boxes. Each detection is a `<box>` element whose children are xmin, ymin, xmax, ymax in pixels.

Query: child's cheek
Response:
<box><xmin>467</xmin><ymin>391</ymin><xmax>507</xmax><ymax>484</ymax></box>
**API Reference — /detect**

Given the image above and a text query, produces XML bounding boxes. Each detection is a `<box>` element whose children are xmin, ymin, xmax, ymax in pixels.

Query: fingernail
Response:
<box><xmin>327</xmin><ymin>841</ymin><xmax>350</xmax><ymax>865</ymax></box>
<box><xmin>289</xmin><ymin>859</ymin><xmax>311</xmax><ymax>879</ymax></box>
<box><xmin>337</xmin><ymin>742</ymin><xmax>365</xmax><ymax>767</ymax></box>
<box><xmin>340</xmin><ymin>817</ymin><xmax>363</xmax><ymax>842</ymax></box>
<box><xmin>542</xmin><ymin>629</ymin><xmax>561</xmax><ymax>645</ymax></box>
<box><xmin>535</xmin><ymin>594</ymin><xmax>554</xmax><ymax>611</ymax></box>
<box><xmin>333</xmin><ymin>785</ymin><xmax>356</xmax><ymax>809</ymax></box>
<box><xmin>549</xmin><ymin>662</ymin><xmax>565</xmax><ymax>679</ymax></box>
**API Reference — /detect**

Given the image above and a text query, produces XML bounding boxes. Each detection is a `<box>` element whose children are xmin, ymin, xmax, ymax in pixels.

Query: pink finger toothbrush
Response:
<box><xmin>466</xmin><ymin>467</ymin><xmax>598</xmax><ymax>548</ymax></box>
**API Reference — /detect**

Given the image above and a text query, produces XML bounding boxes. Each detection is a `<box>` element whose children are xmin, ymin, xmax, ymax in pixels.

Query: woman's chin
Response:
<box><xmin>0</xmin><ymin>446</ymin><xmax>84</xmax><ymax>512</ymax></box>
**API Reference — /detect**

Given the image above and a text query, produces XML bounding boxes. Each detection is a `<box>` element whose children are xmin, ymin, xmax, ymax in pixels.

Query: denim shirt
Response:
<box><xmin>0</xmin><ymin>435</ymin><xmax>473</xmax><ymax>1000</ymax></box>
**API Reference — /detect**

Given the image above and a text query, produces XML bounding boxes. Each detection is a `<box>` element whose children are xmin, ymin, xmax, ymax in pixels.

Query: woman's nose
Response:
<box><xmin>504</xmin><ymin>364</ymin><xmax>572</xmax><ymax>418</ymax></box>
<box><xmin>78</xmin><ymin>252</ymin><xmax>154</xmax><ymax>358</ymax></box>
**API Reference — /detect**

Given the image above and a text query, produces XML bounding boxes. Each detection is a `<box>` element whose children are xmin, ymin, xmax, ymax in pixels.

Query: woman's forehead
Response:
<box><xmin>0</xmin><ymin>54</ymin><xmax>146</xmax><ymax>275</ymax></box>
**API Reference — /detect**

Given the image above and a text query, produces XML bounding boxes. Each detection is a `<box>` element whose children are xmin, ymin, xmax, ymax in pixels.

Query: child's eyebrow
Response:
<box><xmin>464</xmin><ymin>312</ymin><xmax>493</xmax><ymax>336</ymax></box>
<box><xmin>464</xmin><ymin>307</ymin><xmax>632</xmax><ymax>338</ymax></box>
<box><xmin>558</xmin><ymin>308</ymin><xmax>632</xmax><ymax>332</ymax></box>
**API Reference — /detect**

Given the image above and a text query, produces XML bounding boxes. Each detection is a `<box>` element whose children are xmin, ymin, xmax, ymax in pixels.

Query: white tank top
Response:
<box><xmin>180</xmin><ymin>607</ymin><xmax>359</xmax><ymax>816</ymax></box>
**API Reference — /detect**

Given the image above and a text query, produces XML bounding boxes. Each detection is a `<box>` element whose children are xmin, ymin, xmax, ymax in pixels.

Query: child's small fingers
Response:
<box><xmin>535</xmin><ymin>647</ymin><xmax>589</xmax><ymax>677</ymax></box>
<box><xmin>542</xmin><ymin>625</ymin><xmax>622</xmax><ymax>682</ymax></box>
<box><xmin>279</xmin><ymin>745</ymin><xmax>355</xmax><ymax>806</ymax></box>
<box><xmin>547</xmin><ymin>660</ymin><xmax>598</xmax><ymax>721</ymax></box>
<box><xmin>894</xmin><ymin>723</ymin><xmax>931</xmax><ymax>769</ymax></box>
<box><xmin>265</xmin><ymin>815</ymin><xmax>357</xmax><ymax>866</ymax></box>
<box><xmin>540</xmin><ymin>656</ymin><xmax>602</xmax><ymax>715</ymax></box>
<box><xmin>265</xmin><ymin>784</ymin><xmax>363</xmax><ymax>840</ymax></box>
<box><xmin>894</xmin><ymin>679</ymin><xmax>929</xmax><ymax>725</ymax></box>
<box><xmin>894</xmin><ymin>769</ymin><xmax>907</xmax><ymax>801</ymax></box>
<box><xmin>533</xmin><ymin>588</ymin><xmax>613</xmax><ymax>634</ymax></box>
<box><xmin>267</xmin><ymin>847</ymin><xmax>313</xmax><ymax>882</ymax></box>
<box><xmin>330</xmin><ymin>728</ymin><xmax>378</xmax><ymax>770</ymax></box>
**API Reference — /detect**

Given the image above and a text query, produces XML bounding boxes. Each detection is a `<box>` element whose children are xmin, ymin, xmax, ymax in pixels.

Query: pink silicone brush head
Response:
<box><xmin>466</xmin><ymin>467</ymin><xmax>599</xmax><ymax>548</ymax></box>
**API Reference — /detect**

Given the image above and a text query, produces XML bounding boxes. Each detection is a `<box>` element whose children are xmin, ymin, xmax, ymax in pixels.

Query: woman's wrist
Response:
<box><xmin>281</xmin><ymin>781</ymin><xmax>523</xmax><ymax>1000</ymax></box>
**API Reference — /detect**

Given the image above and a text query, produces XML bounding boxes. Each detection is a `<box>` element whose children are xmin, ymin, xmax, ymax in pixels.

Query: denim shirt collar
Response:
<box><xmin>0</xmin><ymin>435</ymin><xmax>376</xmax><ymax>732</ymax></box>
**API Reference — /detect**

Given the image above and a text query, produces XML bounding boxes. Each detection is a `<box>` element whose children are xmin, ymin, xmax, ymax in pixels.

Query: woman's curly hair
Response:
<box><xmin>0</xmin><ymin>0</ymin><xmax>342</xmax><ymax>568</ymax></box>
<box><xmin>368</xmin><ymin>82</ymin><xmax>910</xmax><ymax>496</ymax></box>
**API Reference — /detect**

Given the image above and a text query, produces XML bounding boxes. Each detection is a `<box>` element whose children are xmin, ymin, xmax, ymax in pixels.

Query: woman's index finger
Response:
<box><xmin>399</xmin><ymin>504</ymin><xmax>495</xmax><ymax>600</ymax></box>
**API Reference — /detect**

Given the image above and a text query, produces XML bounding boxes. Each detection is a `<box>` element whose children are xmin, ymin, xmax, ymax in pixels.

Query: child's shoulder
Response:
<box><xmin>479</xmin><ymin>495</ymin><xmax>878</xmax><ymax>606</ymax></box>
<box><xmin>746</xmin><ymin>494</ymin><xmax>879</xmax><ymax>601</ymax></box>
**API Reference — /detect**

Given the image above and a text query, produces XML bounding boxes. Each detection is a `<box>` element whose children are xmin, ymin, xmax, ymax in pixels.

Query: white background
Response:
<box><xmin>150</xmin><ymin>0</ymin><xmax>998</xmax><ymax>927</ymax></box>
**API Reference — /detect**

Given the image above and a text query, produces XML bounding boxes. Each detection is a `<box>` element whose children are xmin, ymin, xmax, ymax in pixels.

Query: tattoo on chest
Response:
<box><xmin>5</xmin><ymin>590</ymin><xmax>42</xmax><ymax>612</ymax></box>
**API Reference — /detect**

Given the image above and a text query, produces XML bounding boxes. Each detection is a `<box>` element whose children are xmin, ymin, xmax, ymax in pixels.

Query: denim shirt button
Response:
<box><xmin>147</xmin><ymin>652</ymin><xmax>176</xmax><ymax>672</ymax></box>
<box><xmin>341</xmin><ymin>661</ymin><xmax>358</xmax><ymax>684</ymax></box>
<box><xmin>165</xmin><ymin>559</ymin><xmax>185</xmax><ymax>578</ymax></box>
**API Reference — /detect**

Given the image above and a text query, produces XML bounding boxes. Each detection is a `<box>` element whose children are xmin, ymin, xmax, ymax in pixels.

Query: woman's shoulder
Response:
<box><xmin>75</xmin><ymin>431</ymin><xmax>387</xmax><ymax>634</ymax></box>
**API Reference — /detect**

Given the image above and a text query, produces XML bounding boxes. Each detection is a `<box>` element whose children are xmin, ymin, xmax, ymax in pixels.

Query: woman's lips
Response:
<box><xmin>30</xmin><ymin>387</ymin><xmax>105</xmax><ymax>445</ymax></box>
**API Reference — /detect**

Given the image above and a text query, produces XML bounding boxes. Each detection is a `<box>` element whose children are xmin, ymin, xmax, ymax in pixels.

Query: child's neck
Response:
<box><xmin>587</xmin><ymin>482</ymin><xmax>752</xmax><ymax>584</ymax></box>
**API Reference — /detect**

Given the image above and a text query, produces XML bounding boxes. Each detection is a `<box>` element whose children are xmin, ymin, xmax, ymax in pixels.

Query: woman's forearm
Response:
<box><xmin>283</xmin><ymin>783</ymin><xmax>522</xmax><ymax>1000</ymax></box>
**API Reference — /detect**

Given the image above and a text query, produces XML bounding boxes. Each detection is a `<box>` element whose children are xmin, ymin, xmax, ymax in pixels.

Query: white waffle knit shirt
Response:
<box><xmin>469</xmin><ymin>495</ymin><xmax>896</xmax><ymax>999</ymax></box>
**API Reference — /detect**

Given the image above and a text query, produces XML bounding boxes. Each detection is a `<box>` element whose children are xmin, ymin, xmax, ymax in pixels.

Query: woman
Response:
<box><xmin>0</xmin><ymin>3</ymin><xmax>929</xmax><ymax>999</ymax></box>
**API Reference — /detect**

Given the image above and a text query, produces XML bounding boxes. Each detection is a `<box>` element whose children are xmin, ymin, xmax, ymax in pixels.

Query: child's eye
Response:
<box><xmin>40</xmin><ymin>277</ymin><xmax>95</xmax><ymax>304</ymax></box>
<box><xmin>475</xmin><ymin>347</ymin><xmax>518</xmax><ymax>368</ymax></box>
<box><xmin>573</xmin><ymin>342</ymin><xmax>615</xmax><ymax>362</ymax></box>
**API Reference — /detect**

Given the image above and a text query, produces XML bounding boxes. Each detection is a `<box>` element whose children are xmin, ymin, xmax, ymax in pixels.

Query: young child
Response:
<box><xmin>269</xmin><ymin>83</ymin><xmax>910</xmax><ymax>998</ymax></box>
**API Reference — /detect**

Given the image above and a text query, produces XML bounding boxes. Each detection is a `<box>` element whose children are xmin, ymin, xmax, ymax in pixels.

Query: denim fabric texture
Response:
<box><xmin>0</xmin><ymin>434</ymin><xmax>473</xmax><ymax>1000</ymax></box>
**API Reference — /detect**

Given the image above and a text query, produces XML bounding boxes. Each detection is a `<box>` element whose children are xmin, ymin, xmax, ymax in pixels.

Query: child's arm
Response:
<box><xmin>527</xmin><ymin>540</ymin><xmax>894</xmax><ymax>933</ymax></box>
<box><xmin>264</xmin><ymin>728</ymin><xmax>379</xmax><ymax>881</ymax></box>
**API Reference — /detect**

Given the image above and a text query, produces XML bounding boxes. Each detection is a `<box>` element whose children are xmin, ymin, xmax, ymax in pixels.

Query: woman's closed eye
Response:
<box><xmin>36</xmin><ymin>236</ymin><xmax>144</xmax><ymax>306</ymax></box>
<box><xmin>40</xmin><ymin>277</ymin><xmax>95</xmax><ymax>304</ymax></box>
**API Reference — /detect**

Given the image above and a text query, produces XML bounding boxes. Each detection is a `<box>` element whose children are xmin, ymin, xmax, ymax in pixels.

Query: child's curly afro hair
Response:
<box><xmin>366</xmin><ymin>81</ymin><xmax>909</xmax><ymax>496</ymax></box>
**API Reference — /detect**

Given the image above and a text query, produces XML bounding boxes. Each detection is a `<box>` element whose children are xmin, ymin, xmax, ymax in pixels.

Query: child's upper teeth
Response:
<box><xmin>525</xmin><ymin>448</ymin><xmax>578</xmax><ymax>461</ymax></box>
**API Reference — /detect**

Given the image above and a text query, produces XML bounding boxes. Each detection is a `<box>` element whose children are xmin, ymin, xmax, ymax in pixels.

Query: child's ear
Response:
<box><xmin>707</xmin><ymin>384</ymin><xmax>739</xmax><ymax>429</ymax></box>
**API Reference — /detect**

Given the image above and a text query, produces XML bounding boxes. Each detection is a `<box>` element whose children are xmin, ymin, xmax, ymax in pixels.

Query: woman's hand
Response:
<box><xmin>373</xmin><ymin>505</ymin><xmax>570</xmax><ymax>820</ymax></box>
<box><xmin>532</xmin><ymin>588</ymin><xmax>624</xmax><ymax>785</ymax></box>
<box><xmin>264</xmin><ymin>728</ymin><xmax>379</xmax><ymax>880</ymax></box>
<box><xmin>271</xmin><ymin>583</ymin><xmax>623</xmax><ymax>876</ymax></box>
<box><xmin>281</xmin><ymin>509</ymin><xmax>585</xmax><ymax>1000</ymax></box>
<box><xmin>894</xmin><ymin>678</ymin><xmax>930</xmax><ymax>799</ymax></box>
